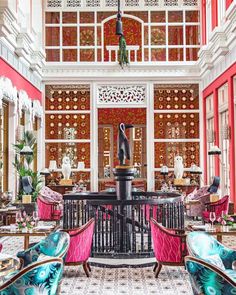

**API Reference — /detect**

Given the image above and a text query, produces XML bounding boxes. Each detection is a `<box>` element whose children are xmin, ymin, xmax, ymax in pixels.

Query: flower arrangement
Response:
<box><xmin>217</xmin><ymin>214</ymin><xmax>234</xmax><ymax>226</ymax></box>
<box><xmin>16</xmin><ymin>212</ymin><xmax>35</xmax><ymax>231</ymax></box>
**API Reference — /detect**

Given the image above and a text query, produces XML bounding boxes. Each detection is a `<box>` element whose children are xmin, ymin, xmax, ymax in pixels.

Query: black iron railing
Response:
<box><xmin>63</xmin><ymin>192</ymin><xmax>184</xmax><ymax>257</ymax></box>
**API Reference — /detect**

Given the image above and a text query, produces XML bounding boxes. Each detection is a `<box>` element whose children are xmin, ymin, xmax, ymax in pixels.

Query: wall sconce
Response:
<box><xmin>77</xmin><ymin>162</ymin><xmax>85</xmax><ymax>170</ymax></box>
<box><xmin>20</xmin><ymin>145</ymin><xmax>33</xmax><ymax>156</ymax></box>
<box><xmin>208</xmin><ymin>145</ymin><xmax>221</xmax><ymax>155</ymax></box>
<box><xmin>40</xmin><ymin>168</ymin><xmax>51</xmax><ymax>186</ymax></box>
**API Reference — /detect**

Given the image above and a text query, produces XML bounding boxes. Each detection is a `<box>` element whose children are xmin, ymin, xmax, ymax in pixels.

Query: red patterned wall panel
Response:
<box><xmin>168</xmin><ymin>26</ymin><xmax>183</xmax><ymax>45</ymax></box>
<box><xmin>151</xmin><ymin>49</ymin><xmax>166</xmax><ymax>61</ymax></box>
<box><xmin>186</xmin><ymin>11</ymin><xmax>199</xmax><ymax>22</ymax></box>
<box><xmin>154</xmin><ymin>142</ymin><xmax>200</xmax><ymax>168</ymax></box>
<box><xmin>103</xmin><ymin>17</ymin><xmax>142</xmax><ymax>62</ymax></box>
<box><xmin>154</xmin><ymin>113</ymin><xmax>199</xmax><ymax>139</ymax></box>
<box><xmin>80</xmin><ymin>12</ymin><xmax>94</xmax><ymax>23</ymax></box>
<box><xmin>186</xmin><ymin>25</ymin><xmax>200</xmax><ymax>45</ymax></box>
<box><xmin>45</xmin><ymin>142</ymin><xmax>90</xmax><ymax>169</ymax></box>
<box><xmin>126</xmin><ymin>11</ymin><xmax>148</xmax><ymax>22</ymax></box>
<box><xmin>186</xmin><ymin>48</ymin><xmax>199</xmax><ymax>61</ymax></box>
<box><xmin>168</xmin><ymin>11</ymin><xmax>183</xmax><ymax>22</ymax></box>
<box><xmin>62</xmin><ymin>12</ymin><xmax>77</xmax><ymax>23</ymax></box>
<box><xmin>46</xmin><ymin>49</ymin><xmax>60</xmax><ymax>62</ymax></box>
<box><xmin>80</xmin><ymin>27</ymin><xmax>95</xmax><ymax>46</ymax></box>
<box><xmin>63</xmin><ymin>27</ymin><xmax>77</xmax><ymax>46</ymax></box>
<box><xmin>80</xmin><ymin>49</ymin><xmax>95</xmax><ymax>62</ymax></box>
<box><xmin>45</xmin><ymin>27</ymin><xmax>60</xmax><ymax>46</ymax></box>
<box><xmin>63</xmin><ymin>49</ymin><xmax>77</xmax><ymax>62</ymax></box>
<box><xmin>97</xmin><ymin>11</ymin><xmax>114</xmax><ymax>23</ymax></box>
<box><xmin>151</xmin><ymin>27</ymin><xmax>166</xmax><ymax>45</ymax></box>
<box><xmin>154</xmin><ymin>85</ymin><xmax>199</xmax><ymax>110</ymax></box>
<box><xmin>45</xmin><ymin>114</ymin><xmax>90</xmax><ymax>140</ymax></box>
<box><xmin>98</xmin><ymin>108</ymin><xmax>146</xmax><ymax>167</ymax></box>
<box><xmin>45</xmin><ymin>87</ymin><xmax>90</xmax><ymax>111</ymax></box>
<box><xmin>151</xmin><ymin>11</ymin><xmax>166</xmax><ymax>22</ymax></box>
<box><xmin>46</xmin><ymin>12</ymin><xmax>60</xmax><ymax>23</ymax></box>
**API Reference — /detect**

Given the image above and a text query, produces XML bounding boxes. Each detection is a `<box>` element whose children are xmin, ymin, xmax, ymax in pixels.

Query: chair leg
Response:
<box><xmin>87</xmin><ymin>262</ymin><xmax>91</xmax><ymax>272</ymax></box>
<box><xmin>83</xmin><ymin>262</ymin><xmax>90</xmax><ymax>277</ymax></box>
<box><xmin>154</xmin><ymin>262</ymin><xmax>162</xmax><ymax>278</ymax></box>
<box><xmin>153</xmin><ymin>262</ymin><xmax>158</xmax><ymax>272</ymax></box>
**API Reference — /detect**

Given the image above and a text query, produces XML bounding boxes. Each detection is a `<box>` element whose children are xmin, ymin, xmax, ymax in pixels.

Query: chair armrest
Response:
<box><xmin>185</xmin><ymin>256</ymin><xmax>236</xmax><ymax>287</ymax></box>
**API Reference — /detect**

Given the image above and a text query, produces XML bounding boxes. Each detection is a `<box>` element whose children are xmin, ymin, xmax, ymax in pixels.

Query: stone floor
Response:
<box><xmin>1</xmin><ymin>222</ymin><xmax>236</xmax><ymax>295</ymax></box>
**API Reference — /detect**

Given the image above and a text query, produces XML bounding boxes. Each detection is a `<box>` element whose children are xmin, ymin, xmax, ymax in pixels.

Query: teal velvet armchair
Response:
<box><xmin>17</xmin><ymin>231</ymin><xmax>70</xmax><ymax>267</ymax></box>
<box><xmin>185</xmin><ymin>232</ymin><xmax>236</xmax><ymax>294</ymax></box>
<box><xmin>0</xmin><ymin>258</ymin><xmax>63</xmax><ymax>295</ymax></box>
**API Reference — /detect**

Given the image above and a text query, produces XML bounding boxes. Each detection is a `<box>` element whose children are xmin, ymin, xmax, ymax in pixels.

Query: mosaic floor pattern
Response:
<box><xmin>1</xmin><ymin>228</ymin><xmax>236</xmax><ymax>295</ymax></box>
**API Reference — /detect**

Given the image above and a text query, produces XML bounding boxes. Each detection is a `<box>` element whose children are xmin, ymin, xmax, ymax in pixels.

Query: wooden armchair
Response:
<box><xmin>150</xmin><ymin>218</ymin><xmax>188</xmax><ymax>278</ymax></box>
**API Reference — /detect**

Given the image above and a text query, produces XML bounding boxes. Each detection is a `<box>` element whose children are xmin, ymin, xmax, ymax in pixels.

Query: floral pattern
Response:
<box><xmin>0</xmin><ymin>259</ymin><xmax>63</xmax><ymax>295</ymax></box>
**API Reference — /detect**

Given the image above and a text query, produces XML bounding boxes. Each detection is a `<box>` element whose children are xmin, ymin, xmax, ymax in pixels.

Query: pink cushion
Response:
<box><xmin>39</xmin><ymin>186</ymin><xmax>63</xmax><ymax>203</ymax></box>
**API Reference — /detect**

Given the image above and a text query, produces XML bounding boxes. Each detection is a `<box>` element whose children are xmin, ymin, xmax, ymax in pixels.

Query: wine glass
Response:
<box><xmin>15</xmin><ymin>211</ymin><xmax>22</xmax><ymax>223</ymax></box>
<box><xmin>32</xmin><ymin>211</ymin><xmax>39</xmax><ymax>226</ymax></box>
<box><xmin>209</xmin><ymin>212</ymin><xmax>216</xmax><ymax>230</ymax></box>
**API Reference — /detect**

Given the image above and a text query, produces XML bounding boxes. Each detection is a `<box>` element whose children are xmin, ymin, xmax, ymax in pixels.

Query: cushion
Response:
<box><xmin>204</xmin><ymin>254</ymin><xmax>225</xmax><ymax>270</ymax></box>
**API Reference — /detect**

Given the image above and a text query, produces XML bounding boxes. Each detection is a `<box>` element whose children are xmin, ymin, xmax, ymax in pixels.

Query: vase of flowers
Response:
<box><xmin>16</xmin><ymin>211</ymin><xmax>35</xmax><ymax>232</ymax></box>
<box><xmin>217</xmin><ymin>213</ymin><xmax>234</xmax><ymax>231</ymax></box>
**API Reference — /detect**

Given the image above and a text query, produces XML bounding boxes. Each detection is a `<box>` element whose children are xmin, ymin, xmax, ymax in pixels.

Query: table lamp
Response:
<box><xmin>49</xmin><ymin>160</ymin><xmax>57</xmax><ymax>171</ymax></box>
<box><xmin>208</xmin><ymin>145</ymin><xmax>221</xmax><ymax>155</ymax></box>
<box><xmin>160</xmin><ymin>166</ymin><xmax>168</xmax><ymax>182</ymax></box>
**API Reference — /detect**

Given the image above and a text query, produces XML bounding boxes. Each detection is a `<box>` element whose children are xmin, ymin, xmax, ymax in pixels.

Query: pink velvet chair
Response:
<box><xmin>63</xmin><ymin>218</ymin><xmax>95</xmax><ymax>277</ymax></box>
<box><xmin>0</xmin><ymin>243</ymin><xmax>2</xmax><ymax>252</ymax></box>
<box><xmin>202</xmin><ymin>195</ymin><xmax>229</xmax><ymax>223</ymax></box>
<box><xmin>37</xmin><ymin>196</ymin><xmax>62</xmax><ymax>223</ymax></box>
<box><xmin>150</xmin><ymin>218</ymin><xmax>187</xmax><ymax>278</ymax></box>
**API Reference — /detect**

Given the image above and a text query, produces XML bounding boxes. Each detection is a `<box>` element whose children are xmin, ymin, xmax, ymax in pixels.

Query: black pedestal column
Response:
<box><xmin>113</xmin><ymin>166</ymin><xmax>134</xmax><ymax>253</ymax></box>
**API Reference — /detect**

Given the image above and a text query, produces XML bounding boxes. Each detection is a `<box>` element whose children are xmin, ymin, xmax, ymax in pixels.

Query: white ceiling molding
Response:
<box><xmin>0</xmin><ymin>76</ymin><xmax>18</xmax><ymax>107</ymax></box>
<box><xmin>18</xmin><ymin>89</ymin><xmax>32</xmax><ymax>113</ymax></box>
<box><xmin>32</xmin><ymin>99</ymin><xmax>43</xmax><ymax>118</ymax></box>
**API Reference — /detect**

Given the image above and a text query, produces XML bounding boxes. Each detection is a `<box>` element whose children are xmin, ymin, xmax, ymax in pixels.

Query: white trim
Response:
<box><xmin>154</xmin><ymin>138</ymin><xmax>200</xmax><ymax>142</ymax></box>
<box><xmin>0</xmin><ymin>76</ymin><xmax>18</xmax><ymax>105</ymax></box>
<box><xmin>45</xmin><ymin>139</ymin><xmax>91</xmax><ymax>143</ymax></box>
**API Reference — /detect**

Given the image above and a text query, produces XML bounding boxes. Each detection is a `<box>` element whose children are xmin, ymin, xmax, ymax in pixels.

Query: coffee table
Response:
<box><xmin>0</xmin><ymin>226</ymin><xmax>57</xmax><ymax>250</ymax></box>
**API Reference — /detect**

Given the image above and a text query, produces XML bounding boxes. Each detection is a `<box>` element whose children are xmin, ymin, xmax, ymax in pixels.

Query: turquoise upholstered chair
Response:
<box><xmin>0</xmin><ymin>258</ymin><xmax>63</xmax><ymax>295</ymax></box>
<box><xmin>185</xmin><ymin>232</ymin><xmax>236</xmax><ymax>294</ymax></box>
<box><xmin>17</xmin><ymin>231</ymin><xmax>70</xmax><ymax>267</ymax></box>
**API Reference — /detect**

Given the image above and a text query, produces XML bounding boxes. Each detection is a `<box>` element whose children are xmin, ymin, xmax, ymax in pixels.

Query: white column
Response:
<box><xmin>199</xmin><ymin>82</ymin><xmax>204</xmax><ymax>187</ymax></box>
<box><xmin>147</xmin><ymin>82</ymin><xmax>155</xmax><ymax>191</ymax></box>
<box><xmin>8</xmin><ymin>102</ymin><xmax>17</xmax><ymax>199</ymax></box>
<box><xmin>91</xmin><ymin>82</ymin><xmax>98</xmax><ymax>191</ymax></box>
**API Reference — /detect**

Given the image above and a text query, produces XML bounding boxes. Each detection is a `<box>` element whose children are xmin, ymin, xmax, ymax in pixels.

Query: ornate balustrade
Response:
<box><xmin>63</xmin><ymin>192</ymin><xmax>184</xmax><ymax>257</ymax></box>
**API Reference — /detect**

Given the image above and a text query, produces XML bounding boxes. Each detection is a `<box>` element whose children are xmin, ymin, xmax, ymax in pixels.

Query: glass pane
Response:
<box><xmin>45</xmin><ymin>142</ymin><xmax>90</xmax><ymax>169</ymax></box>
<box><xmin>97</xmin><ymin>27</ymin><xmax>101</xmax><ymax>46</ymax></box>
<box><xmin>186</xmin><ymin>11</ymin><xmax>199</xmax><ymax>22</ymax></box>
<box><xmin>62</xmin><ymin>12</ymin><xmax>77</xmax><ymax>23</ymax></box>
<box><xmin>154</xmin><ymin>113</ymin><xmax>199</xmax><ymax>139</ymax></box>
<box><xmin>186</xmin><ymin>48</ymin><xmax>199</xmax><ymax>61</ymax></box>
<box><xmin>144</xmin><ymin>26</ymin><xmax>148</xmax><ymax>45</ymax></box>
<box><xmin>186</xmin><ymin>25</ymin><xmax>200</xmax><ymax>45</ymax></box>
<box><xmin>80</xmin><ymin>12</ymin><xmax>94</xmax><ymax>23</ymax></box>
<box><xmin>46</xmin><ymin>49</ymin><xmax>60</xmax><ymax>62</ymax></box>
<box><xmin>45</xmin><ymin>12</ymin><xmax>60</xmax><ymax>24</ymax></box>
<box><xmin>97</xmin><ymin>49</ymin><xmax>102</xmax><ymax>61</ymax></box>
<box><xmin>80</xmin><ymin>27</ymin><xmax>95</xmax><ymax>46</ymax></box>
<box><xmin>154</xmin><ymin>142</ymin><xmax>200</xmax><ymax>168</ymax></box>
<box><xmin>80</xmin><ymin>49</ymin><xmax>95</xmax><ymax>61</ymax></box>
<box><xmin>144</xmin><ymin>48</ymin><xmax>149</xmax><ymax>61</ymax></box>
<box><xmin>168</xmin><ymin>11</ymin><xmax>183</xmax><ymax>22</ymax></box>
<box><xmin>151</xmin><ymin>49</ymin><xmax>166</xmax><ymax>61</ymax></box>
<box><xmin>168</xmin><ymin>26</ymin><xmax>183</xmax><ymax>45</ymax></box>
<box><xmin>151</xmin><ymin>26</ymin><xmax>166</xmax><ymax>45</ymax></box>
<box><xmin>45</xmin><ymin>27</ymin><xmax>60</xmax><ymax>46</ymax></box>
<box><xmin>63</xmin><ymin>27</ymin><xmax>77</xmax><ymax>46</ymax></box>
<box><xmin>126</xmin><ymin>11</ymin><xmax>148</xmax><ymax>22</ymax></box>
<box><xmin>63</xmin><ymin>49</ymin><xmax>77</xmax><ymax>61</ymax></box>
<box><xmin>169</xmin><ymin>48</ymin><xmax>183</xmax><ymax>61</ymax></box>
<box><xmin>45</xmin><ymin>114</ymin><xmax>90</xmax><ymax>140</ymax></box>
<box><xmin>151</xmin><ymin>11</ymin><xmax>166</xmax><ymax>23</ymax></box>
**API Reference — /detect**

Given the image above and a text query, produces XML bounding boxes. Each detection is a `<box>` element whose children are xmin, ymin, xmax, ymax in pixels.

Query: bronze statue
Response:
<box><xmin>118</xmin><ymin>123</ymin><xmax>134</xmax><ymax>165</ymax></box>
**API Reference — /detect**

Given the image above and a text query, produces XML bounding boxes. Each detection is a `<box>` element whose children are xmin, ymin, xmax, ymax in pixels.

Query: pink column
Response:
<box><xmin>203</xmin><ymin>96</ymin><xmax>208</xmax><ymax>183</ymax></box>
<box><xmin>228</xmin><ymin>76</ymin><xmax>236</xmax><ymax>209</ymax></box>
<box><xmin>213</xmin><ymin>89</ymin><xmax>220</xmax><ymax>176</ymax></box>
<box><xmin>201</xmin><ymin>0</ymin><xmax>207</xmax><ymax>45</ymax></box>
<box><xmin>211</xmin><ymin>0</ymin><xmax>218</xmax><ymax>30</ymax></box>
<box><xmin>226</xmin><ymin>0</ymin><xmax>233</xmax><ymax>9</ymax></box>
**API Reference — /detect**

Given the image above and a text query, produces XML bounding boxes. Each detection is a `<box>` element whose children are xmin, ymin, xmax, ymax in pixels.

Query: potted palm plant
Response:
<box><xmin>13</xmin><ymin>131</ymin><xmax>42</xmax><ymax>207</ymax></box>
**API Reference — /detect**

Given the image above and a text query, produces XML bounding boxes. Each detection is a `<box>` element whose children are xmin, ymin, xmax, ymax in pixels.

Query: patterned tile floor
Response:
<box><xmin>1</xmin><ymin>224</ymin><xmax>236</xmax><ymax>295</ymax></box>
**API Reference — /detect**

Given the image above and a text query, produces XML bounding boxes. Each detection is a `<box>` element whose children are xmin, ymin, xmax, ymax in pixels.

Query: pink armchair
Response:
<box><xmin>0</xmin><ymin>243</ymin><xmax>2</xmax><ymax>252</ymax></box>
<box><xmin>202</xmin><ymin>195</ymin><xmax>229</xmax><ymax>223</ymax></box>
<box><xmin>150</xmin><ymin>218</ymin><xmax>187</xmax><ymax>278</ymax></box>
<box><xmin>37</xmin><ymin>196</ymin><xmax>62</xmax><ymax>223</ymax></box>
<box><xmin>63</xmin><ymin>218</ymin><xmax>95</xmax><ymax>277</ymax></box>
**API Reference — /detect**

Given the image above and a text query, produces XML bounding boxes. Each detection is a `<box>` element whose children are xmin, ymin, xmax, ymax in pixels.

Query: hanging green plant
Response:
<box><xmin>118</xmin><ymin>35</ymin><xmax>129</xmax><ymax>68</ymax></box>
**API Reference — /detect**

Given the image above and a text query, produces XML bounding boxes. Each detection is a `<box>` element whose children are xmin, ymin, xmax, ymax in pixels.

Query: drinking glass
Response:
<box><xmin>209</xmin><ymin>212</ymin><xmax>216</xmax><ymax>230</ymax></box>
<box><xmin>33</xmin><ymin>211</ymin><xmax>39</xmax><ymax>226</ymax></box>
<box><xmin>15</xmin><ymin>211</ymin><xmax>22</xmax><ymax>222</ymax></box>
